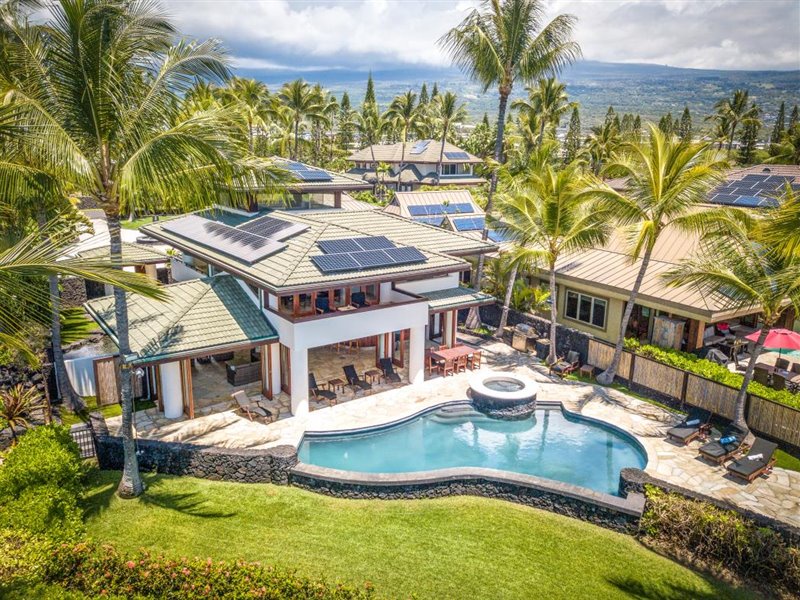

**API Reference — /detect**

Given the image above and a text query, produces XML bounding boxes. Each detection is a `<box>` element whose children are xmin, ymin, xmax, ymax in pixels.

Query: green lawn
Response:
<box><xmin>775</xmin><ymin>448</ymin><xmax>800</xmax><ymax>472</ymax></box>
<box><xmin>82</xmin><ymin>471</ymin><xmax>752</xmax><ymax>599</ymax></box>
<box><xmin>60</xmin><ymin>397</ymin><xmax>155</xmax><ymax>427</ymax></box>
<box><xmin>119</xmin><ymin>216</ymin><xmax>160</xmax><ymax>230</ymax></box>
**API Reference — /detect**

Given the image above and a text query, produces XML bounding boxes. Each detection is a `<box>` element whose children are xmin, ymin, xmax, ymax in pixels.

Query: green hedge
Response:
<box><xmin>623</xmin><ymin>338</ymin><xmax>800</xmax><ymax>409</ymax></box>
<box><xmin>0</xmin><ymin>530</ymin><xmax>374</xmax><ymax>600</ymax></box>
<box><xmin>640</xmin><ymin>486</ymin><xmax>799</xmax><ymax>596</ymax></box>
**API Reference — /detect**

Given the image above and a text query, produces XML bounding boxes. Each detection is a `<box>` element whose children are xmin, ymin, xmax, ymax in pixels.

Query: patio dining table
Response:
<box><xmin>754</xmin><ymin>362</ymin><xmax>800</xmax><ymax>388</ymax></box>
<box><xmin>430</xmin><ymin>345</ymin><xmax>476</xmax><ymax>362</ymax></box>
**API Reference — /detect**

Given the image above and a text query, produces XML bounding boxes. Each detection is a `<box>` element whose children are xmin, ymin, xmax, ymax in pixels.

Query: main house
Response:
<box><xmin>84</xmin><ymin>202</ymin><xmax>496</xmax><ymax>421</ymax></box>
<box><xmin>348</xmin><ymin>140</ymin><xmax>486</xmax><ymax>191</ymax></box>
<box><xmin>526</xmin><ymin>164</ymin><xmax>800</xmax><ymax>353</ymax></box>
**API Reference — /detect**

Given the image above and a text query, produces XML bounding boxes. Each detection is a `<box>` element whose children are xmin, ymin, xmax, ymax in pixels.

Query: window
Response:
<box><xmin>441</xmin><ymin>164</ymin><xmax>458</xmax><ymax>175</ymax></box>
<box><xmin>565</xmin><ymin>289</ymin><xmax>607</xmax><ymax>329</ymax></box>
<box><xmin>278</xmin><ymin>295</ymin><xmax>294</xmax><ymax>315</ymax></box>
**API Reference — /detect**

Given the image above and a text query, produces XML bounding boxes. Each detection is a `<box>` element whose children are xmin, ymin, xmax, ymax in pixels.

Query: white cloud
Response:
<box><xmin>167</xmin><ymin>0</ymin><xmax>800</xmax><ymax>71</ymax></box>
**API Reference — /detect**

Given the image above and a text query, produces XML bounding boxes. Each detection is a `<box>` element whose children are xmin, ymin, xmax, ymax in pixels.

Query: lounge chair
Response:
<box><xmin>378</xmin><ymin>358</ymin><xmax>402</xmax><ymax>383</ymax></box>
<box><xmin>549</xmin><ymin>351</ymin><xmax>581</xmax><ymax>378</ymax></box>
<box><xmin>343</xmin><ymin>364</ymin><xmax>371</xmax><ymax>393</ymax></box>
<box><xmin>666</xmin><ymin>408</ymin><xmax>712</xmax><ymax>444</ymax></box>
<box><xmin>315</xmin><ymin>296</ymin><xmax>333</xmax><ymax>314</ymax></box>
<box><xmin>351</xmin><ymin>291</ymin><xmax>369</xmax><ymax>308</ymax></box>
<box><xmin>232</xmin><ymin>390</ymin><xmax>275</xmax><ymax>422</ymax></box>
<box><xmin>698</xmin><ymin>426</ymin><xmax>747</xmax><ymax>464</ymax></box>
<box><xmin>309</xmin><ymin>373</ymin><xmax>337</xmax><ymax>404</ymax></box>
<box><xmin>726</xmin><ymin>437</ymin><xmax>778</xmax><ymax>482</ymax></box>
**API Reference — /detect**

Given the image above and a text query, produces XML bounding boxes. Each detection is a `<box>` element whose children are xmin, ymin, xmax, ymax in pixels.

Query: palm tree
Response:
<box><xmin>386</xmin><ymin>91</ymin><xmax>420</xmax><ymax>168</ymax></box>
<box><xmin>217</xmin><ymin>77</ymin><xmax>271</xmax><ymax>154</ymax></box>
<box><xmin>493</xmin><ymin>163</ymin><xmax>611</xmax><ymax>359</ymax></box>
<box><xmin>767</xmin><ymin>125</ymin><xmax>800</xmax><ymax>165</ymax></box>
<box><xmin>759</xmin><ymin>186</ymin><xmax>800</xmax><ymax>259</ymax></box>
<box><xmin>1</xmin><ymin>0</ymin><xmax>280</xmax><ymax>498</ymax></box>
<box><xmin>595</xmin><ymin>126</ymin><xmax>728</xmax><ymax>385</ymax></box>
<box><xmin>356</xmin><ymin>105</ymin><xmax>389</xmax><ymax>182</ymax></box>
<box><xmin>585</xmin><ymin>121</ymin><xmax>621</xmax><ymax>175</ymax></box>
<box><xmin>709</xmin><ymin>89</ymin><xmax>759</xmax><ymax>153</ymax></box>
<box><xmin>512</xmin><ymin>78</ymin><xmax>572</xmax><ymax>148</ymax></box>
<box><xmin>663</xmin><ymin>209</ymin><xmax>800</xmax><ymax>433</ymax></box>
<box><xmin>278</xmin><ymin>79</ymin><xmax>323</xmax><ymax>160</ymax></box>
<box><xmin>432</xmin><ymin>92</ymin><xmax>467</xmax><ymax>180</ymax></box>
<box><xmin>440</xmin><ymin>0</ymin><xmax>580</xmax><ymax>329</ymax></box>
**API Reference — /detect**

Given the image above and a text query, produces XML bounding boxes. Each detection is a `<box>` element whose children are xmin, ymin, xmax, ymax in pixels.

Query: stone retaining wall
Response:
<box><xmin>620</xmin><ymin>468</ymin><xmax>800</xmax><ymax>546</ymax></box>
<box><xmin>291</xmin><ymin>465</ymin><xmax>645</xmax><ymax>534</ymax></box>
<box><xmin>95</xmin><ymin>435</ymin><xmax>298</xmax><ymax>485</ymax></box>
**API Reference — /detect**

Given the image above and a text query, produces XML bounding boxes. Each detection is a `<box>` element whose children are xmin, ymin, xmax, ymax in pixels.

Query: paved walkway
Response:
<box><xmin>106</xmin><ymin>339</ymin><xmax>800</xmax><ymax>527</ymax></box>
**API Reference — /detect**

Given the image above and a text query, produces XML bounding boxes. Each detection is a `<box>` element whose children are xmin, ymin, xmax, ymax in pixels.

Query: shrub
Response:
<box><xmin>0</xmin><ymin>530</ymin><xmax>374</xmax><ymax>599</ymax></box>
<box><xmin>622</xmin><ymin>338</ymin><xmax>800</xmax><ymax>409</ymax></box>
<box><xmin>640</xmin><ymin>486</ymin><xmax>799</xmax><ymax>595</ymax></box>
<box><xmin>0</xmin><ymin>425</ymin><xmax>86</xmax><ymax>539</ymax></box>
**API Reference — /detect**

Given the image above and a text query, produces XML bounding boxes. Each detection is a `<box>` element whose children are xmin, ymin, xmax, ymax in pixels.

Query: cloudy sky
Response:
<box><xmin>168</xmin><ymin>0</ymin><xmax>800</xmax><ymax>72</ymax></box>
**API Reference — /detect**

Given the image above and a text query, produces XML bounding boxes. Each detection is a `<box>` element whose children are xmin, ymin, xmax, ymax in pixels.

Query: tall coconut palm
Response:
<box><xmin>278</xmin><ymin>79</ymin><xmax>323</xmax><ymax>160</ymax></box>
<box><xmin>663</xmin><ymin>209</ymin><xmax>800</xmax><ymax>433</ymax></box>
<box><xmin>767</xmin><ymin>125</ymin><xmax>800</xmax><ymax>165</ymax></box>
<box><xmin>709</xmin><ymin>89</ymin><xmax>759</xmax><ymax>154</ymax></box>
<box><xmin>759</xmin><ymin>186</ymin><xmax>800</xmax><ymax>259</ymax></box>
<box><xmin>356</xmin><ymin>105</ymin><xmax>389</xmax><ymax>183</ymax></box>
<box><xmin>512</xmin><ymin>77</ymin><xmax>572</xmax><ymax>149</ymax></box>
<box><xmin>1</xmin><ymin>0</ymin><xmax>280</xmax><ymax>498</ymax></box>
<box><xmin>432</xmin><ymin>92</ymin><xmax>467</xmax><ymax>180</ymax></box>
<box><xmin>217</xmin><ymin>77</ymin><xmax>271</xmax><ymax>153</ymax></box>
<box><xmin>386</xmin><ymin>91</ymin><xmax>420</xmax><ymax>168</ymax></box>
<box><xmin>493</xmin><ymin>163</ymin><xmax>611</xmax><ymax>359</ymax></box>
<box><xmin>440</xmin><ymin>0</ymin><xmax>580</xmax><ymax>329</ymax></box>
<box><xmin>595</xmin><ymin>126</ymin><xmax>728</xmax><ymax>385</ymax></box>
<box><xmin>585</xmin><ymin>121</ymin><xmax>621</xmax><ymax>175</ymax></box>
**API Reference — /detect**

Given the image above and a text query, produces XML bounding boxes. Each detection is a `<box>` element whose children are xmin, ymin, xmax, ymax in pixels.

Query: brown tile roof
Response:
<box><xmin>348</xmin><ymin>140</ymin><xmax>481</xmax><ymax>164</ymax></box>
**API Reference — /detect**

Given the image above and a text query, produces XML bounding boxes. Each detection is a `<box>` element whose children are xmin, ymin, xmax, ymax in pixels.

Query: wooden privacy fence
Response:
<box><xmin>587</xmin><ymin>338</ymin><xmax>800</xmax><ymax>448</ymax></box>
<box><xmin>92</xmin><ymin>355</ymin><xmax>143</xmax><ymax>406</ymax></box>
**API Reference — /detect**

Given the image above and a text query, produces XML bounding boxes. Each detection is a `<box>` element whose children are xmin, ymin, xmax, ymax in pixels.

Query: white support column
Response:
<box><xmin>443</xmin><ymin>311</ymin><xmax>454</xmax><ymax>347</ymax></box>
<box><xmin>379</xmin><ymin>282</ymin><xmax>392</xmax><ymax>304</ymax></box>
<box><xmin>270</xmin><ymin>344</ymin><xmax>281</xmax><ymax>398</ymax></box>
<box><xmin>289</xmin><ymin>347</ymin><xmax>309</xmax><ymax>416</ymax></box>
<box><xmin>408</xmin><ymin>325</ymin><xmax>425</xmax><ymax>385</ymax></box>
<box><xmin>159</xmin><ymin>361</ymin><xmax>183</xmax><ymax>419</ymax></box>
<box><xmin>144</xmin><ymin>263</ymin><xmax>158</xmax><ymax>280</ymax></box>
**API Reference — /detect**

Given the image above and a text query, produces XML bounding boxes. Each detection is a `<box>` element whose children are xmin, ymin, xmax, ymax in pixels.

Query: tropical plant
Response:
<box><xmin>386</xmin><ymin>91</ymin><xmax>420</xmax><ymax>167</ymax></box>
<box><xmin>767</xmin><ymin>124</ymin><xmax>800</xmax><ymax>165</ymax></box>
<box><xmin>0</xmin><ymin>384</ymin><xmax>46</xmax><ymax>443</ymax></box>
<box><xmin>737</xmin><ymin>103</ymin><xmax>761</xmax><ymax>164</ymax></box>
<box><xmin>492</xmin><ymin>162</ymin><xmax>611</xmax><ymax>359</ymax></box>
<box><xmin>584</xmin><ymin>120</ymin><xmax>621</xmax><ymax>175</ymax></box>
<box><xmin>663</xmin><ymin>208</ymin><xmax>800</xmax><ymax>432</ymax></box>
<box><xmin>0</xmin><ymin>0</ymin><xmax>280</xmax><ymax>498</ymax></box>
<box><xmin>432</xmin><ymin>92</ymin><xmax>467</xmax><ymax>179</ymax></box>
<box><xmin>759</xmin><ymin>186</ymin><xmax>800</xmax><ymax>258</ymax></box>
<box><xmin>595</xmin><ymin>126</ymin><xmax>728</xmax><ymax>385</ymax></box>
<box><xmin>708</xmin><ymin>89</ymin><xmax>760</xmax><ymax>153</ymax></box>
<box><xmin>217</xmin><ymin>77</ymin><xmax>271</xmax><ymax>154</ymax></box>
<box><xmin>278</xmin><ymin>79</ymin><xmax>323</xmax><ymax>160</ymax></box>
<box><xmin>512</xmin><ymin>77</ymin><xmax>572</xmax><ymax>149</ymax></box>
<box><xmin>563</xmin><ymin>106</ymin><xmax>581</xmax><ymax>163</ymax></box>
<box><xmin>440</xmin><ymin>0</ymin><xmax>580</xmax><ymax>329</ymax></box>
<box><xmin>356</xmin><ymin>105</ymin><xmax>389</xmax><ymax>173</ymax></box>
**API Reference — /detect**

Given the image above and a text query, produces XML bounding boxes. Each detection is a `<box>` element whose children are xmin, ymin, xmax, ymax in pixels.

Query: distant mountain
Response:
<box><xmin>238</xmin><ymin>60</ymin><xmax>800</xmax><ymax>128</ymax></box>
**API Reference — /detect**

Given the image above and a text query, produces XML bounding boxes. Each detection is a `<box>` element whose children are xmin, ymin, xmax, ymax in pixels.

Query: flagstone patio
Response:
<box><xmin>104</xmin><ymin>338</ymin><xmax>800</xmax><ymax>528</ymax></box>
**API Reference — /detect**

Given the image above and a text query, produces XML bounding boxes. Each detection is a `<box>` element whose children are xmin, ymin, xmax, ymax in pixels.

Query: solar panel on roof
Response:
<box><xmin>442</xmin><ymin>203</ymin><xmax>474</xmax><ymax>214</ymax></box>
<box><xmin>311</xmin><ymin>253</ymin><xmax>360</xmax><ymax>273</ymax></box>
<box><xmin>318</xmin><ymin>239</ymin><xmax>361</xmax><ymax>254</ymax></box>
<box><xmin>162</xmin><ymin>215</ymin><xmax>284</xmax><ymax>265</ymax></box>
<box><xmin>353</xmin><ymin>236</ymin><xmax>394</xmax><ymax>250</ymax></box>
<box><xmin>741</xmin><ymin>174</ymin><xmax>769</xmax><ymax>182</ymax></box>
<box><xmin>384</xmin><ymin>246</ymin><xmax>426</xmax><ymax>264</ymax></box>
<box><xmin>733</xmin><ymin>196</ymin><xmax>762</xmax><ymax>207</ymax></box>
<box><xmin>407</xmin><ymin>205</ymin><xmax>431</xmax><ymax>216</ymax></box>
<box><xmin>452</xmin><ymin>216</ymin><xmax>485</xmax><ymax>231</ymax></box>
<box><xmin>412</xmin><ymin>216</ymin><xmax>445</xmax><ymax>226</ymax></box>
<box><xmin>282</xmin><ymin>160</ymin><xmax>333</xmax><ymax>182</ymax></box>
<box><xmin>351</xmin><ymin>250</ymin><xmax>392</xmax><ymax>268</ymax></box>
<box><xmin>443</xmin><ymin>151</ymin><xmax>470</xmax><ymax>160</ymax></box>
<box><xmin>236</xmin><ymin>215</ymin><xmax>309</xmax><ymax>241</ymax></box>
<box><xmin>488</xmin><ymin>229</ymin><xmax>512</xmax><ymax>243</ymax></box>
<box><xmin>410</xmin><ymin>140</ymin><xmax>431</xmax><ymax>154</ymax></box>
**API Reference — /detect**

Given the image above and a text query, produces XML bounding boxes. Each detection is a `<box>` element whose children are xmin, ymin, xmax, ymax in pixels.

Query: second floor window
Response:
<box><xmin>565</xmin><ymin>289</ymin><xmax>607</xmax><ymax>329</ymax></box>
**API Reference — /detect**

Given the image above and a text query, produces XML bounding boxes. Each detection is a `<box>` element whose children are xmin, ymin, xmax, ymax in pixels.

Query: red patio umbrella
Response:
<box><xmin>745</xmin><ymin>328</ymin><xmax>800</xmax><ymax>357</ymax></box>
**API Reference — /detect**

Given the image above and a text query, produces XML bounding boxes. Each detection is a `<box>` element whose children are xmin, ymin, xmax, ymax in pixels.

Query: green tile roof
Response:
<box><xmin>142</xmin><ymin>209</ymin><xmax>496</xmax><ymax>294</ymax></box>
<box><xmin>77</xmin><ymin>242</ymin><xmax>167</xmax><ymax>265</ymax></box>
<box><xmin>418</xmin><ymin>287</ymin><xmax>496</xmax><ymax>312</ymax></box>
<box><xmin>85</xmin><ymin>275</ymin><xmax>277</xmax><ymax>364</ymax></box>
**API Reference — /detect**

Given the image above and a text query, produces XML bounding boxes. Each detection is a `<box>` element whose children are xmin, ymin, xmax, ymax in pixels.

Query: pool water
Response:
<box><xmin>298</xmin><ymin>406</ymin><xmax>647</xmax><ymax>496</ymax></box>
<box><xmin>484</xmin><ymin>378</ymin><xmax>524</xmax><ymax>392</ymax></box>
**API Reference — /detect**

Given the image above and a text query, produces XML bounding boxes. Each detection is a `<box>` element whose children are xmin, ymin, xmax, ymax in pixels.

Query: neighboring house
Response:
<box><xmin>526</xmin><ymin>165</ymin><xmax>800</xmax><ymax>352</ymax></box>
<box><xmin>348</xmin><ymin>140</ymin><xmax>486</xmax><ymax>191</ymax></box>
<box><xmin>85</xmin><ymin>206</ymin><xmax>496</xmax><ymax>419</ymax></box>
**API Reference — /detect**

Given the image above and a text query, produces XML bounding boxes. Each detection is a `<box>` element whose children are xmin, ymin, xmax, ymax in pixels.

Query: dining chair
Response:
<box><xmin>455</xmin><ymin>355</ymin><xmax>467</xmax><ymax>374</ymax></box>
<box><xmin>442</xmin><ymin>359</ymin><xmax>455</xmax><ymax>377</ymax></box>
<box><xmin>468</xmin><ymin>350</ymin><xmax>482</xmax><ymax>370</ymax></box>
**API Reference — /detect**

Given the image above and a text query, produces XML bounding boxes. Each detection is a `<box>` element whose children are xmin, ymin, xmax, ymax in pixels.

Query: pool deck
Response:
<box><xmin>105</xmin><ymin>339</ymin><xmax>800</xmax><ymax>528</ymax></box>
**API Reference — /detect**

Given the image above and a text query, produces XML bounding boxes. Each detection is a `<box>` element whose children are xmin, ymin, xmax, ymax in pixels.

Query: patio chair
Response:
<box><xmin>775</xmin><ymin>357</ymin><xmax>791</xmax><ymax>371</ymax></box>
<box><xmin>351</xmin><ymin>291</ymin><xmax>368</xmax><ymax>308</ymax></box>
<box><xmin>378</xmin><ymin>358</ymin><xmax>402</xmax><ymax>383</ymax></box>
<box><xmin>698</xmin><ymin>426</ymin><xmax>747</xmax><ymax>464</ymax></box>
<box><xmin>772</xmin><ymin>373</ymin><xmax>787</xmax><ymax>391</ymax></box>
<box><xmin>343</xmin><ymin>364</ymin><xmax>371</xmax><ymax>393</ymax></box>
<box><xmin>549</xmin><ymin>351</ymin><xmax>581</xmax><ymax>378</ymax></box>
<box><xmin>232</xmin><ymin>390</ymin><xmax>275</xmax><ymax>422</ymax></box>
<box><xmin>441</xmin><ymin>358</ymin><xmax>455</xmax><ymax>377</ymax></box>
<box><xmin>726</xmin><ymin>437</ymin><xmax>778</xmax><ymax>483</ymax></box>
<box><xmin>315</xmin><ymin>296</ymin><xmax>333</xmax><ymax>314</ymax></box>
<box><xmin>467</xmin><ymin>350</ymin><xmax>482</xmax><ymax>370</ymax></box>
<box><xmin>665</xmin><ymin>408</ymin><xmax>712</xmax><ymax>445</ymax></box>
<box><xmin>425</xmin><ymin>350</ymin><xmax>443</xmax><ymax>376</ymax></box>
<box><xmin>309</xmin><ymin>373</ymin><xmax>337</xmax><ymax>404</ymax></box>
<box><xmin>455</xmin><ymin>355</ymin><xmax>468</xmax><ymax>374</ymax></box>
<box><xmin>753</xmin><ymin>366</ymin><xmax>771</xmax><ymax>387</ymax></box>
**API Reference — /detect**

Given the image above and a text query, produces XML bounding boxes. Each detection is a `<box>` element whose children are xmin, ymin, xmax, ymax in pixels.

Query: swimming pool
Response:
<box><xmin>298</xmin><ymin>405</ymin><xmax>647</xmax><ymax>496</ymax></box>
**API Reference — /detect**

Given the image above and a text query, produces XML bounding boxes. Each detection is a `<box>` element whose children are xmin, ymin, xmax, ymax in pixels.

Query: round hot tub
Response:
<box><xmin>470</xmin><ymin>373</ymin><xmax>538</xmax><ymax>419</ymax></box>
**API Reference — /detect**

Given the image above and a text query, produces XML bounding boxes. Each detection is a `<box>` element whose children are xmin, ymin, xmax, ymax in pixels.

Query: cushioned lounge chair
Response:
<box><xmin>698</xmin><ymin>426</ymin><xmax>747</xmax><ymax>464</ymax></box>
<box><xmin>309</xmin><ymin>373</ymin><xmax>337</xmax><ymax>404</ymax></box>
<box><xmin>343</xmin><ymin>364</ymin><xmax>371</xmax><ymax>393</ymax></box>
<box><xmin>666</xmin><ymin>408</ymin><xmax>712</xmax><ymax>445</ymax></box>
<box><xmin>315</xmin><ymin>296</ymin><xmax>333</xmax><ymax>314</ymax></box>
<box><xmin>232</xmin><ymin>390</ymin><xmax>275</xmax><ymax>422</ymax></box>
<box><xmin>379</xmin><ymin>358</ymin><xmax>402</xmax><ymax>383</ymax></box>
<box><xmin>351</xmin><ymin>291</ymin><xmax>368</xmax><ymax>308</ymax></box>
<box><xmin>549</xmin><ymin>351</ymin><xmax>581</xmax><ymax>378</ymax></box>
<box><xmin>726</xmin><ymin>437</ymin><xmax>778</xmax><ymax>482</ymax></box>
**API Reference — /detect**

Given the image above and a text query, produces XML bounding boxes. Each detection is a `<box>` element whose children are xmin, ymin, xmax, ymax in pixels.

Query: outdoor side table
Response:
<box><xmin>365</xmin><ymin>369</ymin><xmax>383</xmax><ymax>385</ymax></box>
<box><xmin>579</xmin><ymin>364</ymin><xmax>595</xmax><ymax>379</ymax></box>
<box><xmin>328</xmin><ymin>378</ymin><xmax>346</xmax><ymax>393</ymax></box>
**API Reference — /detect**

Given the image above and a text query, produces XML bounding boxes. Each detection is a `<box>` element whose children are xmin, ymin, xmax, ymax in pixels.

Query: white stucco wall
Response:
<box><xmin>170</xmin><ymin>257</ymin><xmax>204</xmax><ymax>282</ymax></box>
<box><xmin>396</xmin><ymin>273</ymin><xmax>460</xmax><ymax>295</ymax></box>
<box><xmin>159</xmin><ymin>361</ymin><xmax>183</xmax><ymax>419</ymax></box>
